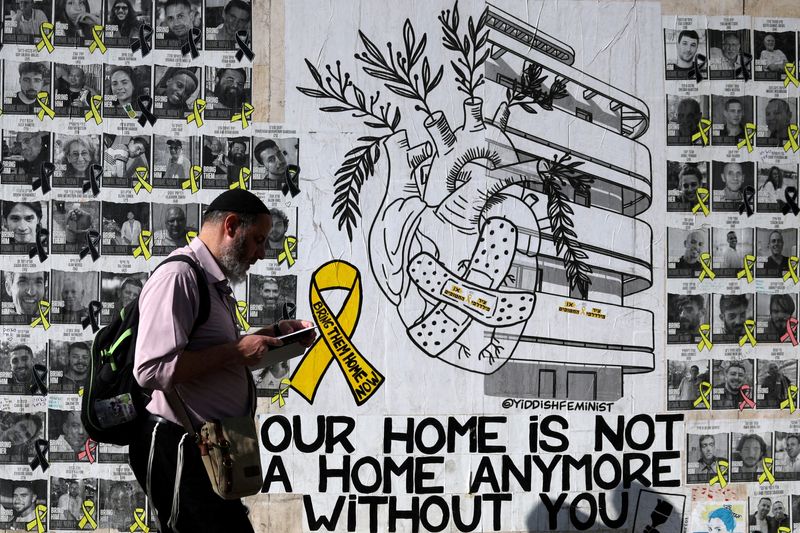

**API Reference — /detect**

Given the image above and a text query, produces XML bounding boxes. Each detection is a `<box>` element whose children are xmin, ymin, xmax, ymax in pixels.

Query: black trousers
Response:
<box><xmin>128</xmin><ymin>416</ymin><xmax>255</xmax><ymax>533</ymax></box>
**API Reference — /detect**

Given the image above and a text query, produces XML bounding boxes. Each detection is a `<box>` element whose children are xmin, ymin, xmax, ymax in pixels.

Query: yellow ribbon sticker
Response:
<box><xmin>784</xmin><ymin>125</ymin><xmax>800</xmax><ymax>152</ymax></box>
<box><xmin>231</xmin><ymin>102</ymin><xmax>254</xmax><ymax>129</ymax></box>
<box><xmin>182</xmin><ymin>165</ymin><xmax>201</xmax><ymax>193</ymax></box>
<box><xmin>692</xmin><ymin>187</ymin><xmax>710</xmax><ymax>216</ymax></box>
<box><xmin>697</xmin><ymin>323</ymin><xmax>713</xmax><ymax>352</ymax></box>
<box><xmin>785</xmin><ymin>256</ymin><xmax>799</xmax><ymax>284</ymax></box>
<box><xmin>229</xmin><ymin>167</ymin><xmax>251</xmax><ymax>190</ymax></box>
<box><xmin>235</xmin><ymin>300</ymin><xmax>250</xmax><ymax>331</ymax></box>
<box><xmin>128</xmin><ymin>507</ymin><xmax>149</xmax><ymax>532</ymax></box>
<box><xmin>186</xmin><ymin>98</ymin><xmax>205</xmax><ymax>127</ymax></box>
<box><xmin>736</xmin><ymin>254</ymin><xmax>756</xmax><ymax>283</ymax></box>
<box><xmin>709</xmin><ymin>460</ymin><xmax>728</xmax><ymax>488</ymax></box>
<box><xmin>759</xmin><ymin>457</ymin><xmax>775</xmax><ymax>485</ymax></box>
<box><xmin>30</xmin><ymin>300</ymin><xmax>50</xmax><ymax>330</ymax></box>
<box><xmin>693</xmin><ymin>381</ymin><xmax>712</xmax><ymax>409</ymax></box>
<box><xmin>36</xmin><ymin>91</ymin><xmax>55</xmax><ymax>120</ymax></box>
<box><xmin>25</xmin><ymin>504</ymin><xmax>47</xmax><ymax>533</ymax></box>
<box><xmin>185</xmin><ymin>230</ymin><xmax>197</xmax><ymax>245</ymax></box>
<box><xmin>779</xmin><ymin>528</ymin><xmax>791</xmax><ymax>533</ymax></box>
<box><xmin>278</xmin><ymin>236</ymin><xmax>297</xmax><ymax>267</ymax></box>
<box><xmin>36</xmin><ymin>22</ymin><xmax>55</xmax><ymax>53</ymax></box>
<box><xmin>84</xmin><ymin>94</ymin><xmax>103</xmax><ymax>124</ymax></box>
<box><xmin>78</xmin><ymin>499</ymin><xmax>98</xmax><ymax>529</ymax></box>
<box><xmin>698</xmin><ymin>253</ymin><xmax>715</xmax><ymax>281</ymax></box>
<box><xmin>88</xmin><ymin>24</ymin><xmax>106</xmax><ymax>53</ymax></box>
<box><xmin>291</xmin><ymin>261</ymin><xmax>384</xmax><ymax>405</ymax></box>
<box><xmin>736</xmin><ymin>122</ymin><xmax>756</xmax><ymax>152</ymax></box>
<box><xmin>738</xmin><ymin>319</ymin><xmax>757</xmax><ymax>347</ymax></box>
<box><xmin>781</xmin><ymin>385</ymin><xmax>798</xmax><ymax>414</ymax></box>
<box><xmin>133</xmin><ymin>167</ymin><xmax>152</xmax><ymax>194</ymax></box>
<box><xmin>133</xmin><ymin>230</ymin><xmax>152</xmax><ymax>260</ymax></box>
<box><xmin>691</xmin><ymin>118</ymin><xmax>712</xmax><ymax>146</ymax></box>
<box><xmin>785</xmin><ymin>62</ymin><xmax>800</xmax><ymax>87</ymax></box>
<box><xmin>272</xmin><ymin>378</ymin><xmax>292</xmax><ymax>407</ymax></box>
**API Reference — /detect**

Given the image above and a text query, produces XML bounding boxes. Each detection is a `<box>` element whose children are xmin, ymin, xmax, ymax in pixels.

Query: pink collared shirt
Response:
<box><xmin>134</xmin><ymin>236</ymin><xmax>250</xmax><ymax>426</ymax></box>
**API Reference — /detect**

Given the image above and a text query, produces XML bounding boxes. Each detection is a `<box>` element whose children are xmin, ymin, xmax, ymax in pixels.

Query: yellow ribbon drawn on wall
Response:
<box><xmin>84</xmin><ymin>95</ymin><xmax>103</xmax><ymax>124</ymax></box>
<box><xmin>697</xmin><ymin>324</ymin><xmax>713</xmax><ymax>351</ymax></box>
<box><xmin>784</xmin><ymin>256</ymin><xmax>799</xmax><ymax>283</ymax></box>
<box><xmin>78</xmin><ymin>499</ymin><xmax>98</xmax><ymax>529</ymax></box>
<box><xmin>739</xmin><ymin>319</ymin><xmax>757</xmax><ymax>347</ymax></box>
<box><xmin>698</xmin><ymin>253</ymin><xmax>715</xmax><ymax>281</ymax></box>
<box><xmin>235</xmin><ymin>300</ymin><xmax>250</xmax><ymax>331</ymax></box>
<box><xmin>272</xmin><ymin>378</ymin><xmax>292</xmax><ymax>407</ymax></box>
<box><xmin>692</xmin><ymin>118</ymin><xmax>711</xmax><ymax>145</ymax></box>
<box><xmin>26</xmin><ymin>504</ymin><xmax>47</xmax><ymax>532</ymax></box>
<box><xmin>133</xmin><ymin>167</ymin><xmax>152</xmax><ymax>193</ymax></box>
<box><xmin>785</xmin><ymin>125</ymin><xmax>800</xmax><ymax>152</ymax></box>
<box><xmin>129</xmin><ymin>508</ymin><xmax>149</xmax><ymax>532</ymax></box>
<box><xmin>759</xmin><ymin>457</ymin><xmax>775</xmax><ymax>485</ymax></box>
<box><xmin>781</xmin><ymin>385</ymin><xmax>798</xmax><ymax>414</ymax></box>
<box><xmin>290</xmin><ymin>261</ymin><xmax>384</xmax><ymax>405</ymax></box>
<box><xmin>36</xmin><ymin>22</ymin><xmax>55</xmax><ymax>52</ymax></box>
<box><xmin>229</xmin><ymin>167</ymin><xmax>251</xmax><ymax>190</ymax></box>
<box><xmin>278</xmin><ymin>236</ymin><xmax>297</xmax><ymax>267</ymax></box>
<box><xmin>736</xmin><ymin>254</ymin><xmax>756</xmax><ymax>283</ymax></box>
<box><xmin>186</xmin><ymin>98</ymin><xmax>205</xmax><ymax>127</ymax></box>
<box><xmin>709</xmin><ymin>460</ymin><xmax>728</xmax><ymax>488</ymax></box>
<box><xmin>36</xmin><ymin>92</ymin><xmax>55</xmax><ymax>120</ymax></box>
<box><xmin>133</xmin><ymin>231</ymin><xmax>152</xmax><ymax>260</ymax></box>
<box><xmin>182</xmin><ymin>165</ymin><xmax>202</xmax><ymax>193</ymax></box>
<box><xmin>785</xmin><ymin>62</ymin><xmax>800</xmax><ymax>87</ymax></box>
<box><xmin>231</xmin><ymin>103</ymin><xmax>254</xmax><ymax>129</ymax></box>
<box><xmin>692</xmin><ymin>187</ymin><xmax>710</xmax><ymax>216</ymax></box>
<box><xmin>88</xmin><ymin>24</ymin><xmax>107</xmax><ymax>53</ymax></box>
<box><xmin>185</xmin><ymin>230</ymin><xmax>197</xmax><ymax>245</ymax></box>
<box><xmin>737</xmin><ymin>123</ymin><xmax>756</xmax><ymax>152</ymax></box>
<box><xmin>693</xmin><ymin>381</ymin><xmax>711</xmax><ymax>409</ymax></box>
<box><xmin>30</xmin><ymin>300</ymin><xmax>50</xmax><ymax>330</ymax></box>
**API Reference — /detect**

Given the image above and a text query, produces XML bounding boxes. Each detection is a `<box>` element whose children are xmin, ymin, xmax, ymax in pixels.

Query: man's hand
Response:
<box><xmin>252</xmin><ymin>319</ymin><xmax>317</xmax><ymax>347</ymax></box>
<box><xmin>236</xmin><ymin>335</ymin><xmax>283</xmax><ymax>367</ymax></box>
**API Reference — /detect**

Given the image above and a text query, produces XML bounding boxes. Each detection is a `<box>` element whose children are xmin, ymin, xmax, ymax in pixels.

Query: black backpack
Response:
<box><xmin>81</xmin><ymin>255</ymin><xmax>210</xmax><ymax>445</ymax></box>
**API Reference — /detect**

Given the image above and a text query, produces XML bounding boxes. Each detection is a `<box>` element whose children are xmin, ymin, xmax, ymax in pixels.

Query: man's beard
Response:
<box><xmin>219</xmin><ymin>232</ymin><xmax>249</xmax><ymax>284</ymax></box>
<box><xmin>215</xmin><ymin>84</ymin><xmax>245</xmax><ymax>109</ymax></box>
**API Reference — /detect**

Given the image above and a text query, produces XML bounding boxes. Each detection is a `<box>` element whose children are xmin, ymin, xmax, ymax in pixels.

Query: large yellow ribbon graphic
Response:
<box><xmin>278</xmin><ymin>236</ymin><xmax>297</xmax><ymax>267</ymax></box>
<box><xmin>698</xmin><ymin>253</ymin><xmax>715</xmax><ymax>281</ymax></box>
<box><xmin>36</xmin><ymin>91</ymin><xmax>55</xmax><ymax>120</ymax></box>
<box><xmin>736</xmin><ymin>123</ymin><xmax>756</xmax><ymax>152</ymax></box>
<box><xmin>231</xmin><ymin>102</ymin><xmax>254</xmax><ymax>129</ymax></box>
<box><xmin>229</xmin><ymin>167</ymin><xmax>251</xmax><ymax>190</ymax></box>
<box><xmin>84</xmin><ymin>94</ymin><xmax>103</xmax><ymax>124</ymax></box>
<box><xmin>186</xmin><ymin>98</ymin><xmax>205</xmax><ymax>127</ymax></box>
<box><xmin>133</xmin><ymin>231</ymin><xmax>152</xmax><ymax>260</ymax></box>
<box><xmin>129</xmin><ymin>507</ymin><xmax>149</xmax><ymax>532</ymax></box>
<box><xmin>182</xmin><ymin>165</ymin><xmax>201</xmax><ymax>193</ymax></box>
<box><xmin>133</xmin><ymin>167</ymin><xmax>152</xmax><ymax>193</ymax></box>
<box><xmin>30</xmin><ymin>300</ymin><xmax>50</xmax><ymax>330</ymax></box>
<box><xmin>736</xmin><ymin>254</ymin><xmax>756</xmax><ymax>283</ymax></box>
<box><xmin>290</xmin><ymin>261</ymin><xmax>384</xmax><ymax>405</ymax></box>
<box><xmin>709</xmin><ymin>460</ymin><xmax>728</xmax><ymax>488</ymax></box>
<box><xmin>78</xmin><ymin>499</ymin><xmax>98</xmax><ymax>529</ymax></box>
<box><xmin>759</xmin><ymin>457</ymin><xmax>775</xmax><ymax>485</ymax></box>
<box><xmin>781</xmin><ymin>385</ymin><xmax>798</xmax><ymax>414</ymax></box>
<box><xmin>697</xmin><ymin>323</ymin><xmax>713</xmax><ymax>351</ymax></box>
<box><xmin>692</xmin><ymin>118</ymin><xmax>711</xmax><ymax>145</ymax></box>
<box><xmin>88</xmin><ymin>24</ymin><xmax>106</xmax><ymax>53</ymax></box>
<box><xmin>785</xmin><ymin>125</ymin><xmax>800</xmax><ymax>152</ymax></box>
<box><xmin>26</xmin><ymin>504</ymin><xmax>47</xmax><ymax>532</ymax></box>
<box><xmin>784</xmin><ymin>256</ymin><xmax>799</xmax><ymax>284</ymax></box>
<box><xmin>739</xmin><ymin>320</ymin><xmax>757</xmax><ymax>347</ymax></box>
<box><xmin>693</xmin><ymin>381</ymin><xmax>711</xmax><ymax>409</ymax></box>
<box><xmin>36</xmin><ymin>22</ymin><xmax>55</xmax><ymax>52</ymax></box>
<box><xmin>785</xmin><ymin>62</ymin><xmax>800</xmax><ymax>87</ymax></box>
<box><xmin>692</xmin><ymin>187</ymin><xmax>710</xmax><ymax>216</ymax></box>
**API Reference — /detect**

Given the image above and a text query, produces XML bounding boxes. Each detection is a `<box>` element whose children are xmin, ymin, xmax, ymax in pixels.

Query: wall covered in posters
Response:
<box><xmin>0</xmin><ymin>0</ymin><xmax>797</xmax><ymax>531</ymax></box>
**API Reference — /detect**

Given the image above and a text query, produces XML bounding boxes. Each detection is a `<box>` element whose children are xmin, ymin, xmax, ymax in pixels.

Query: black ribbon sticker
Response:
<box><xmin>283</xmin><ymin>164</ymin><xmax>301</xmax><ymax>197</ymax></box>
<box><xmin>235</xmin><ymin>30</ymin><xmax>254</xmax><ymax>62</ymax></box>
<box><xmin>82</xmin><ymin>300</ymin><xmax>102</xmax><ymax>332</ymax></box>
<box><xmin>137</xmin><ymin>95</ymin><xmax>158</xmax><ymax>127</ymax></box>
<box><xmin>738</xmin><ymin>185</ymin><xmax>755</xmax><ymax>217</ymax></box>
<box><xmin>282</xmin><ymin>302</ymin><xmax>297</xmax><ymax>320</ymax></box>
<box><xmin>181</xmin><ymin>27</ymin><xmax>201</xmax><ymax>59</ymax></box>
<box><xmin>783</xmin><ymin>187</ymin><xmax>800</xmax><ymax>216</ymax></box>
<box><xmin>29</xmin><ymin>364</ymin><xmax>48</xmax><ymax>395</ymax></box>
<box><xmin>130</xmin><ymin>23</ymin><xmax>153</xmax><ymax>57</ymax></box>
<box><xmin>79</xmin><ymin>230</ymin><xmax>101</xmax><ymax>262</ymax></box>
<box><xmin>691</xmin><ymin>53</ymin><xmax>707</xmax><ymax>84</ymax></box>
<box><xmin>29</xmin><ymin>439</ymin><xmax>49</xmax><ymax>472</ymax></box>
<box><xmin>736</xmin><ymin>52</ymin><xmax>752</xmax><ymax>81</ymax></box>
<box><xmin>28</xmin><ymin>224</ymin><xmax>49</xmax><ymax>263</ymax></box>
<box><xmin>83</xmin><ymin>164</ymin><xmax>102</xmax><ymax>196</ymax></box>
<box><xmin>32</xmin><ymin>162</ymin><xmax>53</xmax><ymax>194</ymax></box>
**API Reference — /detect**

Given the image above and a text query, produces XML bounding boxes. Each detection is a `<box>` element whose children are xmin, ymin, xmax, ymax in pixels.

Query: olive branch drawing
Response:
<box><xmin>439</xmin><ymin>1</ymin><xmax>489</xmax><ymax>100</ymax></box>
<box><xmin>506</xmin><ymin>61</ymin><xmax>569</xmax><ymax>113</ymax></box>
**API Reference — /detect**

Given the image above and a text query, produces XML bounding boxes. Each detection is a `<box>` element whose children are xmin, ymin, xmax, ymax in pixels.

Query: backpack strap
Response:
<box><xmin>157</xmin><ymin>255</ymin><xmax>211</xmax><ymax>332</ymax></box>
